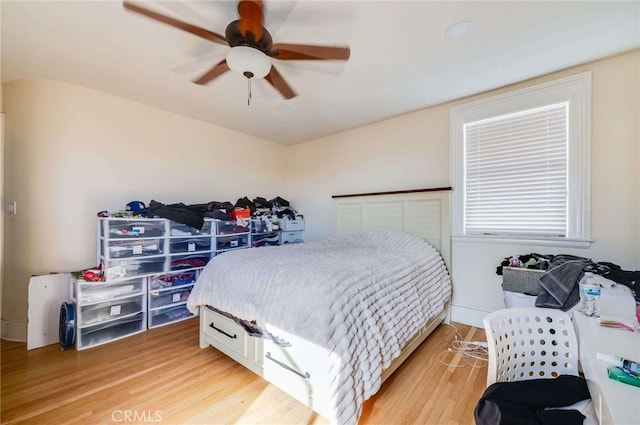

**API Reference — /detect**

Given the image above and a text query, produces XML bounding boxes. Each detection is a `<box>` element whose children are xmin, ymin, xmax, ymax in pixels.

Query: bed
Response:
<box><xmin>186</xmin><ymin>189</ymin><xmax>452</xmax><ymax>425</ymax></box>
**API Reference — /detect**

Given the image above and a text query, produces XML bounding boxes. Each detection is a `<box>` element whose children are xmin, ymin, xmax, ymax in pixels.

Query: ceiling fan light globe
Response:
<box><xmin>226</xmin><ymin>46</ymin><xmax>272</xmax><ymax>79</ymax></box>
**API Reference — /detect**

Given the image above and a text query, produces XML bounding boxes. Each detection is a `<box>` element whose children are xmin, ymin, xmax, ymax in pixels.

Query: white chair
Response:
<box><xmin>482</xmin><ymin>307</ymin><xmax>596</xmax><ymax>424</ymax></box>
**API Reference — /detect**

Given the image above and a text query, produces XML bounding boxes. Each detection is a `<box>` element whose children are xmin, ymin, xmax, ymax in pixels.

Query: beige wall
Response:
<box><xmin>1</xmin><ymin>79</ymin><xmax>287</xmax><ymax>339</ymax></box>
<box><xmin>288</xmin><ymin>50</ymin><xmax>640</xmax><ymax>326</ymax></box>
<box><xmin>287</xmin><ymin>107</ymin><xmax>451</xmax><ymax>242</ymax></box>
<box><xmin>3</xmin><ymin>51</ymin><xmax>639</xmax><ymax>337</ymax></box>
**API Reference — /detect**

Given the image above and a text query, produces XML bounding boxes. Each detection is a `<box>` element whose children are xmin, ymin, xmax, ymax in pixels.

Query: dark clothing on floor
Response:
<box><xmin>475</xmin><ymin>375</ymin><xmax>590</xmax><ymax>425</ymax></box>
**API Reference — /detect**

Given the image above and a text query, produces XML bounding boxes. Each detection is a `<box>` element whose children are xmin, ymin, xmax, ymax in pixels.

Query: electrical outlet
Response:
<box><xmin>7</xmin><ymin>201</ymin><xmax>16</xmax><ymax>215</ymax></box>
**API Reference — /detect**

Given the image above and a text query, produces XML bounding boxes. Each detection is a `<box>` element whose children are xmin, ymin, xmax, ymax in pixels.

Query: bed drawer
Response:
<box><xmin>255</xmin><ymin>333</ymin><xmax>332</xmax><ymax>419</ymax></box>
<box><xmin>202</xmin><ymin>308</ymin><xmax>247</xmax><ymax>358</ymax></box>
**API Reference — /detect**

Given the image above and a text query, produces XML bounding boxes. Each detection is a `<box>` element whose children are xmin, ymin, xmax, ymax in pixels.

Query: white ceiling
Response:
<box><xmin>2</xmin><ymin>1</ymin><xmax>639</xmax><ymax>145</ymax></box>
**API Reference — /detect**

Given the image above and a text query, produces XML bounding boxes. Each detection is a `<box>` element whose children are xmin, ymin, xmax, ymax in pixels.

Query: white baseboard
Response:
<box><xmin>1</xmin><ymin>319</ymin><xmax>28</xmax><ymax>342</ymax></box>
<box><xmin>450</xmin><ymin>305</ymin><xmax>490</xmax><ymax>328</ymax></box>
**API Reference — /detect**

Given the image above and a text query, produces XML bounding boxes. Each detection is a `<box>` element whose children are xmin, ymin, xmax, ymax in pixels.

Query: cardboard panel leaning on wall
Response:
<box><xmin>1</xmin><ymin>79</ymin><xmax>288</xmax><ymax>341</ymax></box>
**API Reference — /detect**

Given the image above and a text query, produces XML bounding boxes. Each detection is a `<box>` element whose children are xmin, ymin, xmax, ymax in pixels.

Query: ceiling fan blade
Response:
<box><xmin>265</xmin><ymin>66</ymin><xmax>297</xmax><ymax>99</ymax></box>
<box><xmin>270</xmin><ymin>43</ymin><xmax>350</xmax><ymax>61</ymax></box>
<box><xmin>238</xmin><ymin>0</ymin><xmax>264</xmax><ymax>41</ymax></box>
<box><xmin>193</xmin><ymin>60</ymin><xmax>230</xmax><ymax>85</ymax></box>
<box><xmin>123</xmin><ymin>1</ymin><xmax>228</xmax><ymax>46</ymax></box>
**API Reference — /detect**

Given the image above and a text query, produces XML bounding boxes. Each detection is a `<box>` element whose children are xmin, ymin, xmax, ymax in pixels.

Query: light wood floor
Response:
<box><xmin>1</xmin><ymin>318</ymin><xmax>487</xmax><ymax>425</ymax></box>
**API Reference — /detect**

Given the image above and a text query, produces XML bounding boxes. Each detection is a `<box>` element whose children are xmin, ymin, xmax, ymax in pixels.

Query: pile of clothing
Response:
<box><xmin>496</xmin><ymin>253</ymin><xmax>554</xmax><ymax>274</ymax></box>
<box><xmin>119</xmin><ymin>196</ymin><xmax>300</xmax><ymax>231</ymax></box>
<box><xmin>497</xmin><ymin>253</ymin><xmax>640</xmax><ymax>309</ymax></box>
<box><xmin>233</xmin><ymin>196</ymin><xmax>299</xmax><ymax>220</ymax></box>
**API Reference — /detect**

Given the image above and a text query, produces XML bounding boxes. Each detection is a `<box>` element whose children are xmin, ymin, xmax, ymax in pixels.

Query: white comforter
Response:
<box><xmin>187</xmin><ymin>230</ymin><xmax>451</xmax><ymax>425</ymax></box>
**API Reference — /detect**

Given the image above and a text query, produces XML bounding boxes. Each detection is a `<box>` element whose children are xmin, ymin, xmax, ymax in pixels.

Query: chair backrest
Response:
<box><xmin>483</xmin><ymin>307</ymin><xmax>579</xmax><ymax>387</ymax></box>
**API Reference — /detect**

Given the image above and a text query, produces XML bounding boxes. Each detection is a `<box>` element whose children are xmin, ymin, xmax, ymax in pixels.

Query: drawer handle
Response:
<box><xmin>209</xmin><ymin>322</ymin><xmax>237</xmax><ymax>340</ymax></box>
<box><xmin>266</xmin><ymin>352</ymin><xmax>310</xmax><ymax>379</ymax></box>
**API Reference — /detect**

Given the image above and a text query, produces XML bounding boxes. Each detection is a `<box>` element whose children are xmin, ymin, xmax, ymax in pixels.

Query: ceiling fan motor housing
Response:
<box><xmin>225</xmin><ymin>20</ymin><xmax>272</xmax><ymax>53</ymax></box>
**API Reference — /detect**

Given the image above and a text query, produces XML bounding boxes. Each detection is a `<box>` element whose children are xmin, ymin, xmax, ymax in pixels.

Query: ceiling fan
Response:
<box><xmin>123</xmin><ymin>0</ymin><xmax>351</xmax><ymax>101</ymax></box>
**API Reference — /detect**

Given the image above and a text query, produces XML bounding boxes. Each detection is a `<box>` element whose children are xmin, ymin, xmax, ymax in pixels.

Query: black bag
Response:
<box><xmin>597</xmin><ymin>262</ymin><xmax>640</xmax><ymax>301</ymax></box>
<box><xmin>235</xmin><ymin>197</ymin><xmax>256</xmax><ymax>213</ymax></box>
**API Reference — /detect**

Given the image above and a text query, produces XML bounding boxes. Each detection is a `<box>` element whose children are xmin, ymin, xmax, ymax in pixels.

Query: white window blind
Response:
<box><xmin>451</xmin><ymin>71</ymin><xmax>591</xmax><ymax>247</ymax></box>
<box><xmin>464</xmin><ymin>103</ymin><xmax>569</xmax><ymax>237</ymax></box>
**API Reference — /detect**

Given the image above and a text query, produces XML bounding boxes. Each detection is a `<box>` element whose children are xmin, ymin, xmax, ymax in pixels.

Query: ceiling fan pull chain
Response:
<box><xmin>247</xmin><ymin>77</ymin><xmax>252</xmax><ymax>106</ymax></box>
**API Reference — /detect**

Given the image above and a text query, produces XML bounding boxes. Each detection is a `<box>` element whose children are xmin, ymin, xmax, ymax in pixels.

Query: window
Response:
<box><xmin>451</xmin><ymin>72</ymin><xmax>591</xmax><ymax>247</ymax></box>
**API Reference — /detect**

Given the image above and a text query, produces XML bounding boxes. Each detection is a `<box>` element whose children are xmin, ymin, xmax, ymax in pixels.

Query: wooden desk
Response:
<box><xmin>573</xmin><ymin>312</ymin><xmax>640</xmax><ymax>424</ymax></box>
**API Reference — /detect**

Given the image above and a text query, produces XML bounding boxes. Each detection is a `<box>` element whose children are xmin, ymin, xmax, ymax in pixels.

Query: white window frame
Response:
<box><xmin>450</xmin><ymin>72</ymin><xmax>592</xmax><ymax>248</ymax></box>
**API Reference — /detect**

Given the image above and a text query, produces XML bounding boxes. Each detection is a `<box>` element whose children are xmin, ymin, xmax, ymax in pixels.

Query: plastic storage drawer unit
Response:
<box><xmin>107</xmin><ymin>238</ymin><xmax>163</xmax><ymax>258</ymax></box>
<box><xmin>100</xmin><ymin>219</ymin><xmax>166</xmax><ymax>238</ymax></box>
<box><xmin>169</xmin><ymin>237</ymin><xmax>212</xmax><ymax>253</ymax></box>
<box><xmin>79</xmin><ymin>294</ymin><xmax>144</xmax><ymax>326</ymax></box>
<box><xmin>74</xmin><ymin>279</ymin><xmax>145</xmax><ymax>304</ymax></box>
<box><xmin>216</xmin><ymin>220</ymin><xmax>250</xmax><ymax>235</ymax></box>
<box><xmin>279</xmin><ymin>231</ymin><xmax>304</xmax><ymax>244</ymax></box>
<box><xmin>169</xmin><ymin>220</ymin><xmax>211</xmax><ymax>236</ymax></box>
<box><xmin>149</xmin><ymin>287</ymin><xmax>193</xmax><ymax>309</ymax></box>
<box><xmin>103</xmin><ymin>257</ymin><xmax>165</xmax><ymax>280</ymax></box>
<box><xmin>149</xmin><ymin>305</ymin><xmax>194</xmax><ymax>328</ymax></box>
<box><xmin>149</xmin><ymin>271</ymin><xmax>197</xmax><ymax>290</ymax></box>
<box><xmin>77</xmin><ymin>313</ymin><xmax>145</xmax><ymax>349</ymax></box>
<box><xmin>278</xmin><ymin>218</ymin><xmax>305</xmax><ymax>231</ymax></box>
<box><xmin>169</xmin><ymin>254</ymin><xmax>210</xmax><ymax>271</ymax></box>
<box><xmin>216</xmin><ymin>234</ymin><xmax>249</xmax><ymax>251</ymax></box>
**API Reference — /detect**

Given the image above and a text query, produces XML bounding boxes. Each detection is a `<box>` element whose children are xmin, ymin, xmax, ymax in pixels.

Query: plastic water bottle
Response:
<box><xmin>579</xmin><ymin>272</ymin><xmax>601</xmax><ymax>317</ymax></box>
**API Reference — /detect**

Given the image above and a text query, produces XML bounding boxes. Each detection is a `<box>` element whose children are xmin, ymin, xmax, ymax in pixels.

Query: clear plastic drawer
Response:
<box><xmin>278</xmin><ymin>218</ymin><xmax>305</xmax><ymax>231</ymax></box>
<box><xmin>169</xmin><ymin>254</ymin><xmax>210</xmax><ymax>271</ymax></box>
<box><xmin>148</xmin><ymin>271</ymin><xmax>197</xmax><ymax>290</ymax></box>
<box><xmin>103</xmin><ymin>257</ymin><xmax>165</xmax><ymax>280</ymax></box>
<box><xmin>149</xmin><ymin>287</ymin><xmax>192</xmax><ymax>309</ymax></box>
<box><xmin>251</xmin><ymin>232</ymin><xmax>280</xmax><ymax>247</ymax></box>
<box><xmin>100</xmin><ymin>219</ymin><xmax>166</xmax><ymax>238</ymax></box>
<box><xmin>79</xmin><ymin>294</ymin><xmax>144</xmax><ymax>327</ymax></box>
<box><xmin>75</xmin><ymin>279</ymin><xmax>144</xmax><ymax>304</ymax></box>
<box><xmin>169</xmin><ymin>237</ymin><xmax>211</xmax><ymax>254</ymax></box>
<box><xmin>215</xmin><ymin>220</ymin><xmax>250</xmax><ymax>235</ymax></box>
<box><xmin>251</xmin><ymin>219</ymin><xmax>281</xmax><ymax>233</ymax></box>
<box><xmin>169</xmin><ymin>220</ymin><xmax>211</xmax><ymax>236</ymax></box>
<box><xmin>216</xmin><ymin>234</ymin><xmax>249</xmax><ymax>251</ymax></box>
<box><xmin>149</xmin><ymin>286</ymin><xmax>192</xmax><ymax>308</ymax></box>
<box><xmin>78</xmin><ymin>313</ymin><xmax>145</xmax><ymax>349</ymax></box>
<box><xmin>149</xmin><ymin>305</ymin><xmax>194</xmax><ymax>328</ymax></box>
<box><xmin>105</xmin><ymin>238</ymin><xmax>163</xmax><ymax>258</ymax></box>
<box><xmin>279</xmin><ymin>231</ymin><xmax>304</xmax><ymax>245</ymax></box>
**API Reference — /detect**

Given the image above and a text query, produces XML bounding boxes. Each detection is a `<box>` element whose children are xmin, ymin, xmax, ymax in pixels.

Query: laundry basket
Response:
<box><xmin>502</xmin><ymin>267</ymin><xmax>544</xmax><ymax>308</ymax></box>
